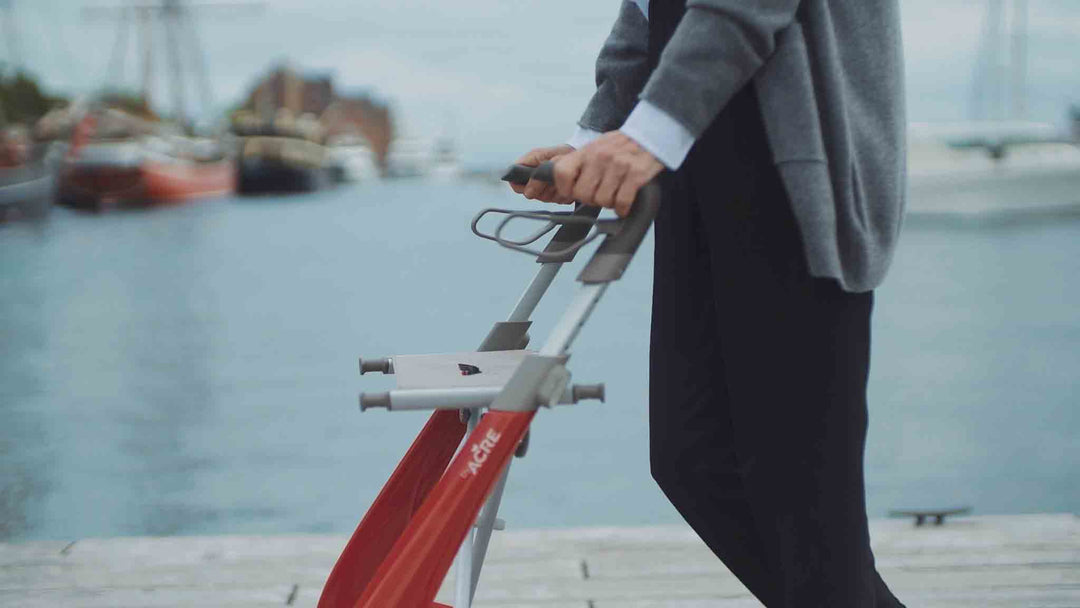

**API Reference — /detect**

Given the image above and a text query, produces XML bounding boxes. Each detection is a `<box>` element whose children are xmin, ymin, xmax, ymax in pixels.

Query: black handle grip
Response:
<box><xmin>501</xmin><ymin>161</ymin><xmax>555</xmax><ymax>186</ymax></box>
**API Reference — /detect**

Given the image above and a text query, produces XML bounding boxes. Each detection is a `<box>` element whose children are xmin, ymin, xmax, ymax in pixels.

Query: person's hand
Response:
<box><xmin>553</xmin><ymin>131</ymin><xmax>663</xmax><ymax>217</ymax></box>
<box><xmin>508</xmin><ymin>144</ymin><xmax>575</xmax><ymax>204</ymax></box>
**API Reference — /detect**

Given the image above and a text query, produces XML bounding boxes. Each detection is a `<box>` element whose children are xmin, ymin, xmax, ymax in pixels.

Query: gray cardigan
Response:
<box><xmin>580</xmin><ymin>0</ymin><xmax>907</xmax><ymax>292</ymax></box>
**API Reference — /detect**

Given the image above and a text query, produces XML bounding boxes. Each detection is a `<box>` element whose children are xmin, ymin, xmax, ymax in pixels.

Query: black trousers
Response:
<box><xmin>648</xmin><ymin>86</ymin><xmax>904</xmax><ymax>608</ymax></box>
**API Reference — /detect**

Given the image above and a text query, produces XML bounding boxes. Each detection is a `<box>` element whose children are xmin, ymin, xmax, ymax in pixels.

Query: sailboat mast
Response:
<box><xmin>105</xmin><ymin>7</ymin><xmax>131</xmax><ymax>87</ymax></box>
<box><xmin>183</xmin><ymin>9</ymin><xmax>214</xmax><ymax>121</ymax></box>
<box><xmin>139</xmin><ymin>7</ymin><xmax>154</xmax><ymax>109</ymax></box>
<box><xmin>85</xmin><ymin>0</ymin><xmax>263</xmax><ymax>127</ymax></box>
<box><xmin>986</xmin><ymin>0</ymin><xmax>1005</xmax><ymax>121</ymax></box>
<box><xmin>162</xmin><ymin>0</ymin><xmax>186</xmax><ymax>128</ymax></box>
<box><xmin>1009</xmin><ymin>0</ymin><xmax>1028</xmax><ymax>120</ymax></box>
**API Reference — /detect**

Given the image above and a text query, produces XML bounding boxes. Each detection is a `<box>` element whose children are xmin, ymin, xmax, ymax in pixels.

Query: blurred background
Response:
<box><xmin>1</xmin><ymin>0</ymin><xmax>1077</xmax><ymax>543</ymax></box>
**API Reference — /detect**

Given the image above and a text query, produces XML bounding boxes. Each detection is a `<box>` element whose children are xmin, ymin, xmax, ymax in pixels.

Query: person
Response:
<box><xmin>509</xmin><ymin>1</ymin><xmax>907</xmax><ymax>606</ymax></box>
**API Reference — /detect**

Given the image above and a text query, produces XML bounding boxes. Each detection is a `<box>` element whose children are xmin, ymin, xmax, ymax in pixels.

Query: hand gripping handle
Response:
<box><xmin>501</xmin><ymin>162</ymin><xmax>601</xmax><ymax>263</ymax></box>
<box><xmin>502</xmin><ymin>161</ymin><xmax>661</xmax><ymax>283</ymax></box>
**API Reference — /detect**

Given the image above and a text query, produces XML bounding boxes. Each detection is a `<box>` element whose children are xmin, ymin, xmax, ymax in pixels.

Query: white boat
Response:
<box><xmin>907</xmin><ymin>133</ymin><xmax>1080</xmax><ymax>221</ymax></box>
<box><xmin>385</xmin><ymin>136</ymin><xmax>462</xmax><ymax>180</ymax></box>
<box><xmin>385</xmin><ymin>137</ymin><xmax>433</xmax><ymax>178</ymax></box>
<box><xmin>327</xmin><ymin>135</ymin><xmax>380</xmax><ymax>183</ymax></box>
<box><xmin>904</xmin><ymin>1</ymin><xmax>1080</xmax><ymax>222</ymax></box>
<box><xmin>429</xmin><ymin>137</ymin><xmax>463</xmax><ymax>180</ymax></box>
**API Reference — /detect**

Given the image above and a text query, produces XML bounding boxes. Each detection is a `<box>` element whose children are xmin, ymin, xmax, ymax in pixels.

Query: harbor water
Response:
<box><xmin>1</xmin><ymin>181</ymin><xmax>1077</xmax><ymax>542</ymax></box>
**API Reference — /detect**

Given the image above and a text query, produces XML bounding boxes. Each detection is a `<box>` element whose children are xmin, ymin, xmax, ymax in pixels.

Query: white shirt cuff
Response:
<box><xmin>619</xmin><ymin>100</ymin><xmax>696</xmax><ymax>170</ymax></box>
<box><xmin>567</xmin><ymin>126</ymin><xmax>603</xmax><ymax>150</ymax></box>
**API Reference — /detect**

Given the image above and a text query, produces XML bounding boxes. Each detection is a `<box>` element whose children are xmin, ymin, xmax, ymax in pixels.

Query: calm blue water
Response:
<box><xmin>1</xmin><ymin>181</ymin><xmax>1077</xmax><ymax>542</ymax></box>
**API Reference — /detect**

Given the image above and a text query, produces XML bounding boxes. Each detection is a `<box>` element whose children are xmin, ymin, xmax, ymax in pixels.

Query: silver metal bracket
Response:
<box><xmin>488</xmin><ymin>354</ymin><xmax>570</xmax><ymax>413</ymax></box>
<box><xmin>538</xmin><ymin>367</ymin><xmax>571</xmax><ymax>408</ymax></box>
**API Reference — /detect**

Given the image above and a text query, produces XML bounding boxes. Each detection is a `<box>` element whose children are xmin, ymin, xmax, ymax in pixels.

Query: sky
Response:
<box><xmin>4</xmin><ymin>0</ymin><xmax>1079</xmax><ymax>165</ymax></box>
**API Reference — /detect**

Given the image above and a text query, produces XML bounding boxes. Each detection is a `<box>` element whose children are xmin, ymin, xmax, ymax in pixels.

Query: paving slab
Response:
<box><xmin>1</xmin><ymin>514</ymin><xmax>1076</xmax><ymax>607</ymax></box>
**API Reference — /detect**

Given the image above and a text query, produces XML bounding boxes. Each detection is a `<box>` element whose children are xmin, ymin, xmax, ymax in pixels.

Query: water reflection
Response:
<box><xmin>0</xmin><ymin>228</ymin><xmax>52</xmax><ymax>540</ymax></box>
<box><xmin>111</xmin><ymin>216</ymin><xmax>217</xmax><ymax>536</ymax></box>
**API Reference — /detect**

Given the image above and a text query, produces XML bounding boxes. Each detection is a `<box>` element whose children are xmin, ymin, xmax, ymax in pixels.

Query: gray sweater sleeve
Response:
<box><xmin>578</xmin><ymin>1</ymin><xmax>651</xmax><ymax>133</ymax></box>
<box><xmin>641</xmin><ymin>0</ymin><xmax>801</xmax><ymax>137</ymax></box>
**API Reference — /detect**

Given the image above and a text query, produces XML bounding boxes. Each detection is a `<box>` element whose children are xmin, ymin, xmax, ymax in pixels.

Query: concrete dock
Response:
<box><xmin>1</xmin><ymin>514</ymin><xmax>1077</xmax><ymax>607</ymax></box>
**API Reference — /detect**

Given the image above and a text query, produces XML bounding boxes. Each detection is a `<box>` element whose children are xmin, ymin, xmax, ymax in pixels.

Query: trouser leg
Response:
<box><xmin>688</xmin><ymin>122</ymin><xmax>903</xmax><ymax>607</ymax></box>
<box><xmin>648</xmin><ymin>83</ymin><xmax>904</xmax><ymax>607</ymax></box>
<box><xmin>649</xmin><ymin>169</ymin><xmax>778</xmax><ymax>607</ymax></box>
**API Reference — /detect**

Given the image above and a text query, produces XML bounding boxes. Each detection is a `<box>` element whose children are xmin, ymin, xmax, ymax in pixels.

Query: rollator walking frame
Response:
<box><xmin>318</xmin><ymin>162</ymin><xmax>661</xmax><ymax>608</ymax></box>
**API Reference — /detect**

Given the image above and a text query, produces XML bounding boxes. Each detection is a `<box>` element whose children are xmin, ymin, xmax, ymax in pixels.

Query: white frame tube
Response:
<box><xmin>451</xmin><ymin>260</ymin><xmax>564</xmax><ymax>608</ymax></box>
<box><xmin>452</xmin><ymin>408</ymin><xmax>480</xmax><ymax>608</ymax></box>
<box><xmin>508</xmin><ymin>262</ymin><xmax>560</xmax><ymax>322</ymax></box>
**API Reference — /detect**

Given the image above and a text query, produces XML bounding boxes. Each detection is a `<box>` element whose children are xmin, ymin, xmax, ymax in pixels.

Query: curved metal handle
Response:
<box><xmin>501</xmin><ymin>161</ymin><xmax>662</xmax><ymax>282</ymax></box>
<box><xmin>471</xmin><ymin>208</ymin><xmax>560</xmax><ymax>246</ymax></box>
<box><xmin>496</xmin><ymin>211</ymin><xmax>602</xmax><ymax>260</ymax></box>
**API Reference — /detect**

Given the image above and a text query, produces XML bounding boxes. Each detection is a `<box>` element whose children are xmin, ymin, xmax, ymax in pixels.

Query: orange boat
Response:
<box><xmin>57</xmin><ymin>113</ymin><xmax>236</xmax><ymax>211</ymax></box>
<box><xmin>142</xmin><ymin>159</ymin><xmax>235</xmax><ymax>203</ymax></box>
<box><xmin>58</xmin><ymin>151</ymin><xmax>235</xmax><ymax>211</ymax></box>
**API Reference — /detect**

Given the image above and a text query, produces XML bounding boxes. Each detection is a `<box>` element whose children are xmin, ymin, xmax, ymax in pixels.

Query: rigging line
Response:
<box><xmin>105</xmin><ymin>6</ymin><xmax>131</xmax><ymax>91</ymax></box>
<box><xmin>971</xmin><ymin>1</ymin><xmax>990</xmax><ymax>121</ymax></box>
<box><xmin>182</xmin><ymin>7</ymin><xmax>214</xmax><ymax>120</ymax></box>
<box><xmin>162</xmin><ymin>1</ymin><xmax>186</xmax><ymax>127</ymax></box>
<box><xmin>39</xmin><ymin>5</ymin><xmax>89</xmax><ymax>97</ymax></box>
<box><xmin>138</xmin><ymin>7</ymin><xmax>154</xmax><ymax>108</ymax></box>
<box><xmin>1009</xmin><ymin>0</ymin><xmax>1028</xmax><ymax>120</ymax></box>
<box><xmin>986</xmin><ymin>0</ymin><xmax>1006</xmax><ymax>122</ymax></box>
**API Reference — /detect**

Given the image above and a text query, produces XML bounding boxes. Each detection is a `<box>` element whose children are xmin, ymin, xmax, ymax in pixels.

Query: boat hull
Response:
<box><xmin>142</xmin><ymin>160</ymin><xmax>235</xmax><ymax>202</ymax></box>
<box><xmin>57</xmin><ymin>160</ymin><xmax>235</xmax><ymax>211</ymax></box>
<box><xmin>0</xmin><ymin>162</ymin><xmax>54</xmax><ymax>221</ymax></box>
<box><xmin>237</xmin><ymin>157</ymin><xmax>330</xmax><ymax>194</ymax></box>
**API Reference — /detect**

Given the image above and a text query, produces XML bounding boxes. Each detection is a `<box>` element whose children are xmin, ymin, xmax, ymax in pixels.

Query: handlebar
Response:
<box><xmin>495</xmin><ymin>161</ymin><xmax>661</xmax><ymax>283</ymax></box>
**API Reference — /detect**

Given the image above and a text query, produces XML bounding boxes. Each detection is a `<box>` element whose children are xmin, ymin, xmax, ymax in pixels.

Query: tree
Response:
<box><xmin>0</xmin><ymin>70</ymin><xmax>62</xmax><ymax>126</ymax></box>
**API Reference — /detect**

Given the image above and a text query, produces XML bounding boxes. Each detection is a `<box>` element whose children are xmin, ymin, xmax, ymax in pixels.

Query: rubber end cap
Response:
<box><xmin>572</xmin><ymin>384</ymin><xmax>605</xmax><ymax>403</ymax></box>
<box><xmin>359</xmin><ymin>392</ymin><xmax>391</xmax><ymax>411</ymax></box>
<box><xmin>359</xmin><ymin>357</ymin><xmax>391</xmax><ymax>375</ymax></box>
